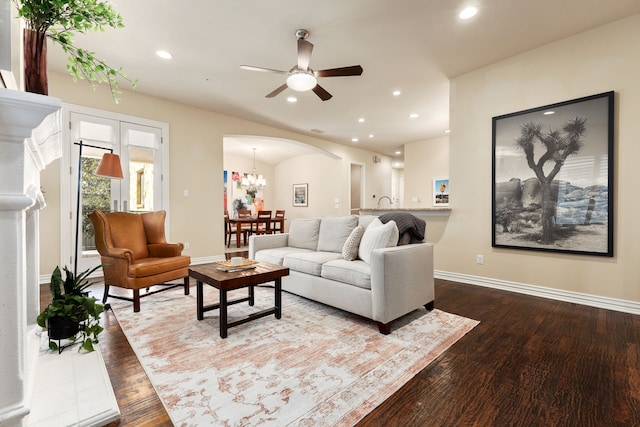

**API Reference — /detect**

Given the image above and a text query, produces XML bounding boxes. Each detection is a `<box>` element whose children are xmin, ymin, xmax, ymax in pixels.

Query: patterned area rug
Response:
<box><xmin>112</xmin><ymin>285</ymin><xmax>478</xmax><ymax>426</ymax></box>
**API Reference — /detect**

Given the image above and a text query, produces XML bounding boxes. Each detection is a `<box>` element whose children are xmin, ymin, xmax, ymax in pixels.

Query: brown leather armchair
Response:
<box><xmin>89</xmin><ymin>209</ymin><xmax>191</xmax><ymax>312</ymax></box>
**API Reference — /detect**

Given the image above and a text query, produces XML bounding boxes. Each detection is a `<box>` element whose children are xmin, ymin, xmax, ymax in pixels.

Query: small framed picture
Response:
<box><xmin>293</xmin><ymin>183</ymin><xmax>308</xmax><ymax>207</ymax></box>
<box><xmin>433</xmin><ymin>178</ymin><xmax>449</xmax><ymax>206</ymax></box>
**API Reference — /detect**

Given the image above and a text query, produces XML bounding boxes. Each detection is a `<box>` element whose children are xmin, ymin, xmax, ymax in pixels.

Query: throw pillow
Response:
<box><xmin>358</xmin><ymin>219</ymin><xmax>398</xmax><ymax>264</ymax></box>
<box><xmin>342</xmin><ymin>225</ymin><xmax>365</xmax><ymax>261</ymax></box>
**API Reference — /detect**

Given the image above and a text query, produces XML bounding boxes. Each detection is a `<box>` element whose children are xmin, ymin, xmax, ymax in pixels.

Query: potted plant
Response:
<box><xmin>13</xmin><ymin>0</ymin><xmax>136</xmax><ymax>101</ymax></box>
<box><xmin>37</xmin><ymin>265</ymin><xmax>105</xmax><ymax>353</ymax></box>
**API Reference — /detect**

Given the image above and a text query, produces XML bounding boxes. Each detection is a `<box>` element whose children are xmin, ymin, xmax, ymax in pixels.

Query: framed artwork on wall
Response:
<box><xmin>433</xmin><ymin>178</ymin><xmax>449</xmax><ymax>206</ymax></box>
<box><xmin>293</xmin><ymin>183</ymin><xmax>308</xmax><ymax>207</ymax></box>
<box><xmin>492</xmin><ymin>91</ymin><xmax>614</xmax><ymax>257</ymax></box>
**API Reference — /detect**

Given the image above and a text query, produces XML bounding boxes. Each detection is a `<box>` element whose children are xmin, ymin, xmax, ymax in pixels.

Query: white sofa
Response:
<box><xmin>249</xmin><ymin>215</ymin><xmax>434</xmax><ymax>334</ymax></box>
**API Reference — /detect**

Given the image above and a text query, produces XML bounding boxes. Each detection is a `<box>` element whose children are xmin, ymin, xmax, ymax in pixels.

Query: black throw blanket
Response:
<box><xmin>378</xmin><ymin>212</ymin><xmax>426</xmax><ymax>243</ymax></box>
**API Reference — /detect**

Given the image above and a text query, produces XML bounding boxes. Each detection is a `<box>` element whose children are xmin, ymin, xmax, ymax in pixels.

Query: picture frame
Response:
<box><xmin>293</xmin><ymin>183</ymin><xmax>308</xmax><ymax>207</ymax></box>
<box><xmin>433</xmin><ymin>178</ymin><xmax>449</xmax><ymax>206</ymax></box>
<box><xmin>492</xmin><ymin>91</ymin><xmax>614</xmax><ymax>257</ymax></box>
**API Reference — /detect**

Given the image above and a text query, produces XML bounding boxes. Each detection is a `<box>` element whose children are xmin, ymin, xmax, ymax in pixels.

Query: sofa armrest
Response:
<box><xmin>148</xmin><ymin>243</ymin><xmax>183</xmax><ymax>257</ymax></box>
<box><xmin>369</xmin><ymin>243</ymin><xmax>435</xmax><ymax>324</ymax></box>
<box><xmin>249</xmin><ymin>233</ymin><xmax>290</xmax><ymax>259</ymax></box>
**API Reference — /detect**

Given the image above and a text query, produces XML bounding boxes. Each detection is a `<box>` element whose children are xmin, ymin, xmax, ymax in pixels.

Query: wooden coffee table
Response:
<box><xmin>189</xmin><ymin>261</ymin><xmax>289</xmax><ymax>338</ymax></box>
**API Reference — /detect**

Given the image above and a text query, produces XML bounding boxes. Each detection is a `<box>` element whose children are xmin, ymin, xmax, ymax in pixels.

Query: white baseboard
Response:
<box><xmin>436</xmin><ymin>270</ymin><xmax>640</xmax><ymax>315</ymax></box>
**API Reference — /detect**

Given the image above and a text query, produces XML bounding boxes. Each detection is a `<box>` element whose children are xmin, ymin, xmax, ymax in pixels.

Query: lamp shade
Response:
<box><xmin>95</xmin><ymin>153</ymin><xmax>124</xmax><ymax>179</ymax></box>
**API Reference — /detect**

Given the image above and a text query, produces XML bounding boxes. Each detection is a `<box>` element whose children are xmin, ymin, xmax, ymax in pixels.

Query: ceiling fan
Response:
<box><xmin>240</xmin><ymin>29</ymin><xmax>363</xmax><ymax>101</ymax></box>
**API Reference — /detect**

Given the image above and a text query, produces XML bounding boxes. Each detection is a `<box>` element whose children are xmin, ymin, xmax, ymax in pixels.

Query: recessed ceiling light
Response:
<box><xmin>351</xmin><ymin>137</ymin><xmax>359</xmax><ymax>142</ymax></box>
<box><xmin>369</xmin><ymin>134</ymin><xmax>374</xmax><ymax>138</ymax></box>
<box><xmin>543</xmin><ymin>111</ymin><xmax>555</xmax><ymax>115</ymax></box>
<box><xmin>393</xmin><ymin>90</ymin><xmax>401</xmax><ymax>96</ymax></box>
<box><xmin>409</xmin><ymin>113</ymin><xmax>419</xmax><ymax>119</ymax></box>
<box><xmin>395</xmin><ymin>151</ymin><xmax>402</xmax><ymax>155</ymax></box>
<box><xmin>156</xmin><ymin>50</ymin><xmax>173</xmax><ymax>59</ymax></box>
<box><xmin>287</xmin><ymin>97</ymin><xmax>297</xmax><ymax>103</ymax></box>
<box><xmin>358</xmin><ymin>117</ymin><xmax>365</xmax><ymax>123</ymax></box>
<box><xmin>459</xmin><ymin>6</ymin><xmax>478</xmax><ymax>20</ymax></box>
<box><xmin>444</xmin><ymin>129</ymin><xmax>451</xmax><ymax>134</ymax></box>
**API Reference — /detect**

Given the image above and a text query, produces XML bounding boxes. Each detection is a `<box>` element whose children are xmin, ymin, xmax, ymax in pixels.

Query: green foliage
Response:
<box><xmin>38</xmin><ymin>265</ymin><xmax>105</xmax><ymax>352</ymax></box>
<box><xmin>13</xmin><ymin>0</ymin><xmax>136</xmax><ymax>102</ymax></box>
<box><xmin>81</xmin><ymin>157</ymin><xmax>111</xmax><ymax>243</ymax></box>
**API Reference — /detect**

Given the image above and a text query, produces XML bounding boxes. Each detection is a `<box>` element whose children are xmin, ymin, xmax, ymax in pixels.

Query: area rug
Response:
<box><xmin>111</xmin><ymin>286</ymin><xmax>478</xmax><ymax>426</ymax></box>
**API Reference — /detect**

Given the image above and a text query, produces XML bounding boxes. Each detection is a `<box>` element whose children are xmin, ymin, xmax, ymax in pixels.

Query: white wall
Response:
<box><xmin>442</xmin><ymin>14</ymin><xmax>640</xmax><ymax>302</ymax></box>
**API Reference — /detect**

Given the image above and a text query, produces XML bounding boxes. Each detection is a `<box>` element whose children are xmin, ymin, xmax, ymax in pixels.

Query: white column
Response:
<box><xmin>0</xmin><ymin>88</ymin><xmax>61</xmax><ymax>426</ymax></box>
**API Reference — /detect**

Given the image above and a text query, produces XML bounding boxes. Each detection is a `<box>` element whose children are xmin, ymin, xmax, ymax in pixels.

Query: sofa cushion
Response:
<box><xmin>342</xmin><ymin>225</ymin><xmax>365</xmax><ymax>261</ymax></box>
<box><xmin>358</xmin><ymin>218</ymin><xmax>399</xmax><ymax>264</ymax></box>
<box><xmin>358</xmin><ymin>215</ymin><xmax>379</xmax><ymax>229</ymax></box>
<box><xmin>288</xmin><ymin>218</ymin><xmax>321</xmax><ymax>250</ymax></box>
<box><xmin>321</xmin><ymin>259</ymin><xmax>371</xmax><ymax>289</ymax></box>
<box><xmin>317</xmin><ymin>215</ymin><xmax>358</xmax><ymax>253</ymax></box>
<box><xmin>283</xmin><ymin>251</ymin><xmax>343</xmax><ymax>276</ymax></box>
<box><xmin>254</xmin><ymin>247</ymin><xmax>313</xmax><ymax>266</ymax></box>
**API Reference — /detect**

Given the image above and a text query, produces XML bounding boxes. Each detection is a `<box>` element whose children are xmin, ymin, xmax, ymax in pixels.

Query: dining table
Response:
<box><xmin>228</xmin><ymin>216</ymin><xmax>286</xmax><ymax>248</ymax></box>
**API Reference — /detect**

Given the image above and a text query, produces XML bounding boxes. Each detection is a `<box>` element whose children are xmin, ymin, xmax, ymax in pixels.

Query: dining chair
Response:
<box><xmin>224</xmin><ymin>210</ymin><xmax>241</xmax><ymax>247</ymax></box>
<box><xmin>255</xmin><ymin>210</ymin><xmax>272</xmax><ymax>235</ymax></box>
<box><xmin>272</xmin><ymin>210</ymin><xmax>285</xmax><ymax>233</ymax></box>
<box><xmin>237</xmin><ymin>209</ymin><xmax>254</xmax><ymax>241</ymax></box>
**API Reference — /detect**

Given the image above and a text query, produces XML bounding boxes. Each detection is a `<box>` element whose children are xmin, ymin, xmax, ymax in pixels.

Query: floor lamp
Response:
<box><xmin>73</xmin><ymin>140</ymin><xmax>124</xmax><ymax>276</ymax></box>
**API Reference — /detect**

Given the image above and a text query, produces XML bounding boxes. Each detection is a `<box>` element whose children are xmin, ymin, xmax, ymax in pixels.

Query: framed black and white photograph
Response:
<box><xmin>293</xmin><ymin>183</ymin><xmax>308</xmax><ymax>207</ymax></box>
<box><xmin>492</xmin><ymin>91</ymin><xmax>614</xmax><ymax>257</ymax></box>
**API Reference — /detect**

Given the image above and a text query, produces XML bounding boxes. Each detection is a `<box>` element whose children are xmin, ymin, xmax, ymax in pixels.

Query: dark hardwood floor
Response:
<box><xmin>41</xmin><ymin>271</ymin><xmax>640</xmax><ymax>426</ymax></box>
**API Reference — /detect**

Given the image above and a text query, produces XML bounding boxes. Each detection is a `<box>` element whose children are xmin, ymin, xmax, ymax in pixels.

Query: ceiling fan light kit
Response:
<box><xmin>241</xmin><ymin>29</ymin><xmax>363</xmax><ymax>101</ymax></box>
<box><xmin>286</xmin><ymin>70</ymin><xmax>317</xmax><ymax>91</ymax></box>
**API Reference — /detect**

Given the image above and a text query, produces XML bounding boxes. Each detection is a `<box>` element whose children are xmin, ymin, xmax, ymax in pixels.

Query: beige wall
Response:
<box><xmin>403</xmin><ymin>135</ymin><xmax>449</xmax><ymax>209</ymax></box>
<box><xmin>402</xmin><ymin>135</ymin><xmax>450</xmax><ymax>246</ymax></box>
<box><xmin>442</xmin><ymin>14</ymin><xmax>640</xmax><ymax>302</ymax></box>
<box><xmin>40</xmin><ymin>71</ymin><xmax>392</xmax><ymax>272</ymax></box>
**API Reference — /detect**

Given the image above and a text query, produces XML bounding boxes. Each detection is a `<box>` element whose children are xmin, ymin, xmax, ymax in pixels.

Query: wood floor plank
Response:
<box><xmin>40</xmin><ymin>276</ymin><xmax>640</xmax><ymax>426</ymax></box>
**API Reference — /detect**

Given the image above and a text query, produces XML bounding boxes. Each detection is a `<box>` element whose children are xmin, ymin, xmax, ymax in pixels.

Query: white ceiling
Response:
<box><xmin>47</xmin><ymin>1</ymin><xmax>640</xmax><ymax>165</ymax></box>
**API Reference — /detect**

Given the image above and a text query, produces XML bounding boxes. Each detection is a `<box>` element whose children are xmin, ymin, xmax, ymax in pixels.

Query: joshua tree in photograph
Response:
<box><xmin>515</xmin><ymin>117</ymin><xmax>587</xmax><ymax>243</ymax></box>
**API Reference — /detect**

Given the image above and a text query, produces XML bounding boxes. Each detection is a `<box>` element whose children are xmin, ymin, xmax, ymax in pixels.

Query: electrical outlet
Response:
<box><xmin>476</xmin><ymin>255</ymin><xmax>484</xmax><ymax>265</ymax></box>
<box><xmin>184</xmin><ymin>242</ymin><xmax>190</xmax><ymax>250</ymax></box>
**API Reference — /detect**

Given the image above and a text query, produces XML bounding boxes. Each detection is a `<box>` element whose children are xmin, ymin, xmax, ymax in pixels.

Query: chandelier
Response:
<box><xmin>241</xmin><ymin>148</ymin><xmax>267</xmax><ymax>191</ymax></box>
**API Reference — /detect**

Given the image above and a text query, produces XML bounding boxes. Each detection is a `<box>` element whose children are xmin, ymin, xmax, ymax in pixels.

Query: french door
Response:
<box><xmin>68</xmin><ymin>111</ymin><xmax>166</xmax><ymax>273</ymax></box>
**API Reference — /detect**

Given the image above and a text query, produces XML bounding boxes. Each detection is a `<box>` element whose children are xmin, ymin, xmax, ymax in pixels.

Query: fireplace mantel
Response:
<box><xmin>0</xmin><ymin>89</ymin><xmax>119</xmax><ymax>427</ymax></box>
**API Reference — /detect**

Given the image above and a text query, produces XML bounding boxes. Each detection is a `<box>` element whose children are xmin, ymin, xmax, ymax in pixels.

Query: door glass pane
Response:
<box><xmin>80</xmin><ymin>147</ymin><xmax>114</xmax><ymax>261</ymax></box>
<box><xmin>128</xmin><ymin>146</ymin><xmax>154</xmax><ymax>212</ymax></box>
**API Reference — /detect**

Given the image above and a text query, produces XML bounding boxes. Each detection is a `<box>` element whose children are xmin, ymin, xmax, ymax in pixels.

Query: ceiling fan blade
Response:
<box><xmin>266</xmin><ymin>83</ymin><xmax>288</xmax><ymax>98</ymax></box>
<box><xmin>315</xmin><ymin>65</ymin><xmax>363</xmax><ymax>78</ymax></box>
<box><xmin>297</xmin><ymin>39</ymin><xmax>313</xmax><ymax>71</ymax></box>
<box><xmin>240</xmin><ymin>65</ymin><xmax>287</xmax><ymax>74</ymax></box>
<box><xmin>312</xmin><ymin>84</ymin><xmax>332</xmax><ymax>101</ymax></box>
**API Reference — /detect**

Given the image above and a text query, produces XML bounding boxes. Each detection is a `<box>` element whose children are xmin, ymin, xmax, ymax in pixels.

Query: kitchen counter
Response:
<box><xmin>359</xmin><ymin>207</ymin><xmax>451</xmax><ymax>217</ymax></box>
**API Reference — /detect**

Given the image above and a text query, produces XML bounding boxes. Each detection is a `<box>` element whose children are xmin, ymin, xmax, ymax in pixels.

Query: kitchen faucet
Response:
<box><xmin>377</xmin><ymin>195</ymin><xmax>393</xmax><ymax>208</ymax></box>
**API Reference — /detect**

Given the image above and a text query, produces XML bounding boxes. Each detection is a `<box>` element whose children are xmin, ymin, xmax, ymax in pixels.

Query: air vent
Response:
<box><xmin>310</xmin><ymin>128</ymin><xmax>325</xmax><ymax>134</ymax></box>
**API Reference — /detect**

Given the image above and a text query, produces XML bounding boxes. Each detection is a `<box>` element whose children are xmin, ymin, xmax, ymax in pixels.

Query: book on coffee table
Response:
<box><xmin>214</xmin><ymin>259</ymin><xmax>258</xmax><ymax>272</ymax></box>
